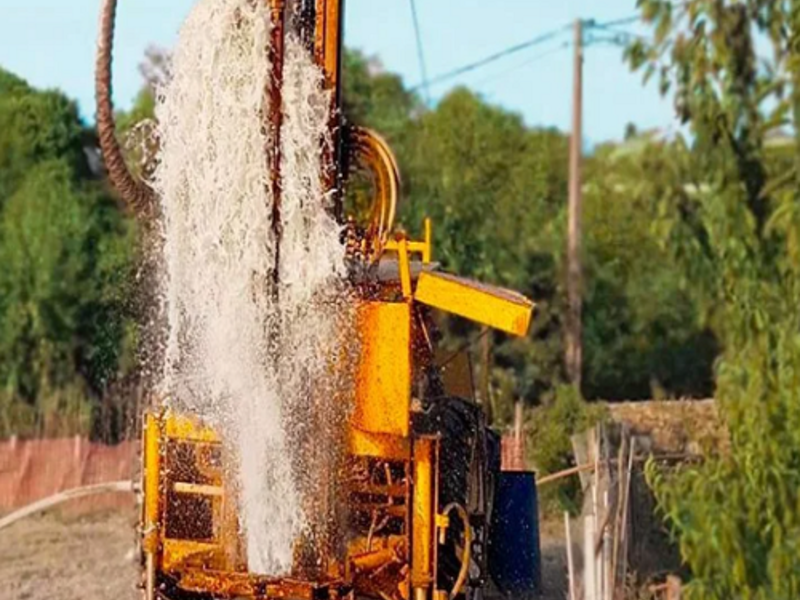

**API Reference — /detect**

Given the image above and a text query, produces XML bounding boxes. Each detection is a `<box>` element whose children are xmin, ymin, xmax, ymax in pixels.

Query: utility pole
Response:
<box><xmin>566</xmin><ymin>18</ymin><xmax>584</xmax><ymax>389</ymax></box>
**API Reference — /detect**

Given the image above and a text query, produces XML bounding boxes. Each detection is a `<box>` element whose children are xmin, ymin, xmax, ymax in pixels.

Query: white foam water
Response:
<box><xmin>153</xmin><ymin>0</ymin><xmax>352</xmax><ymax>576</ymax></box>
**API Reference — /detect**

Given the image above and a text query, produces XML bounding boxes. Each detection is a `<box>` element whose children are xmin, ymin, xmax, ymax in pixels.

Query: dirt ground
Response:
<box><xmin>0</xmin><ymin>511</ymin><xmax>139</xmax><ymax>600</ymax></box>
<box><xmin>539</xmin><ymin>518</ymin><xmax>569</xmax><ymax>600</ymax></box>
<box><xmin>0</xmin><ymin>510</ymin><xmax>568</xmax><ymax>600</ymax></box>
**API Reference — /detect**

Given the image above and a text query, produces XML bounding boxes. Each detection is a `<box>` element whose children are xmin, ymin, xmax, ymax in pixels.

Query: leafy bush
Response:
<box><xmin>525</xmin><ymin>385</ymin><xmax>607</xmax><ymax>515</ymax></box>
<box><xmin>629</xmin><ymin>1</ymin><xmax>800</xmax><ymax>596</ymax></box>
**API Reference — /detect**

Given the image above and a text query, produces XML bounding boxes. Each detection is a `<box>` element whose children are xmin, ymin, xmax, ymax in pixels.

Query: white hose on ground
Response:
<box><xmin>0</xmin><ymin>481</ymin><xmax>136</xmax><ymax>532</ymax></box>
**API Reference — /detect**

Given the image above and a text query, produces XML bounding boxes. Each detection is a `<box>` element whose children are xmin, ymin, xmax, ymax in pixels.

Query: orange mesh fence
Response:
<box><xmin>0</xmin><ymin>437</ymin><xmax>137</xmax><ymax>514</ymax></box>
<box><xmin>1</xmin><ymin>434</ymin><xmax>526</xmax><ymax>512</ymax></box>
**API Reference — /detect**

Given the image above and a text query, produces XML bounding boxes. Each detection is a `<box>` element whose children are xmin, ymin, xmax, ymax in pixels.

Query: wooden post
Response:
<box><xmin>584</xmin><ymin>515</ymin><xmax>597</xmax><ymax>600</ymax></box>
<box><xmin>565</xmin><ymin>512</ymin><xmax>577</xmax><ymax>600</ymax></box>
<box><xmin>602</xmin><ymin>490</ymin><xmax>612</xmax><ymax>600</ymax></box>
<box><xmin>513</xmin><ymin>399</ymin><xmax>524</xmax><ymax>469</ymax></box>
<box><xmin>566</xmin><ymin>18</ymin><xmax>584</xmax><ymax>389</ymax></box>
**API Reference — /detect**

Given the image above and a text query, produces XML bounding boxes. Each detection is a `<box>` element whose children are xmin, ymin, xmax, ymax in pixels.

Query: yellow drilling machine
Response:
<box><xmin>96</xmin><ymin>1</ymin><xmax>542</xmax><ymax>599</ymax></box>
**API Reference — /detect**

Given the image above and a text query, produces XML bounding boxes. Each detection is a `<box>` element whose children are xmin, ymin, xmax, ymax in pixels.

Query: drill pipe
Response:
<box><xmin>267</xmin><ymin>0</ymin><xmax>287</xmax><ymax>298</ymax></box>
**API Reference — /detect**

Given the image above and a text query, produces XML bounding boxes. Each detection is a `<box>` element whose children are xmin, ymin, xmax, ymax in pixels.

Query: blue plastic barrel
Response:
<box><xmin>487</xmin><ymin>471</ymin><xmax>542</xmax><ymax>597</ymax></box>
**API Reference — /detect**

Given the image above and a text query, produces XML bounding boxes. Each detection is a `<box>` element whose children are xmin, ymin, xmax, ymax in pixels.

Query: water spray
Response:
<box><xmin>95</xmin><ymin>1</ymin><xmax>540</xmax><ymax>599</ymax></box>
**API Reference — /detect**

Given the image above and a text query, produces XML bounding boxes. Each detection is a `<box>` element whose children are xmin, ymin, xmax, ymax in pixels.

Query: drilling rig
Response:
<box><xmin>96</xmin><ymin>1</ymin><xmax>541</xmax><ymax>599</ymax></box>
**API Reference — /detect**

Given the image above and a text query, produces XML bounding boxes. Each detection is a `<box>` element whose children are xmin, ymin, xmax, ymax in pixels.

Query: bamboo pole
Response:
<box><xmin>535</xmin><ymin>453</ymin><xmax>697</xmax><ymax>487</ymax></box>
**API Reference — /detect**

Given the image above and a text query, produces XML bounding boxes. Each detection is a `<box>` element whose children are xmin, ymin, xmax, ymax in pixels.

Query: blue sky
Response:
<box><xmin>0</xmin><ymin>0</ymin><xmax>678</xmax><ymax>142</ymax></box>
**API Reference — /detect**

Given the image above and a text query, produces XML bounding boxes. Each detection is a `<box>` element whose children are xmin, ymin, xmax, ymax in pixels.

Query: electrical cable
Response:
<box><xmin>412</xmin><ymin>14</ymin><xmax>648</xmax><ymax>92</ymax></box>
<box><xmin>473</xmin><ymin>41</ymin><xmax>571</xmax><ymax>88</ymax></box>
<box><xmin>411</xmin><ymin>23</ymin><xmax>572</xmax><ymax>91</ymax></box>
<box><xmin>409</xmin><ymin>0</ymin><xmax>431</xmax><ymax>105</ymax></box>
<box><xmin>594</xmin><ymin>15</ymin><xmax>640</xmax><ymax>30</ymax></box>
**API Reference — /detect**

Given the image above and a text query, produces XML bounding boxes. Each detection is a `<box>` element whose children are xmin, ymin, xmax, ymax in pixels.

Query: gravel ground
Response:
<box><xmin>0</xmin><ymin>510</ymin><xmax>568</xmax><ymax>600</ymax></box>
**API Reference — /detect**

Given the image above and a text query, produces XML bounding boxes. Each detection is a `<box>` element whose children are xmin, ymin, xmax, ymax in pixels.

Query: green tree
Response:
<box><xmin>396</xmin><ymin>88</ymin><xmax>570</xmax><ymax>409</ymax></box>
<box><xmin>0</xmin><ymin>68</ymin><xmax>88</xmax><ymax>202</ymax></box>
<box><xmin>344</xmin><ymin>52</ymin><xmax>715</xmax><ymax>410</ymax></box>
<box><xmin>0</xmin><ymin>70</ymin><xmax>137</xmax><ymax>439</ymax></box>
<box><xmin>627</xmin><ymin>1</ymin><xmax>800</xmax><ymax>596</ymax></box>
<box><xmin>342</xmin><ymin>50</ymin><xmax>420</xmax><ymax>144</ymax></box>
<box><xmin>582</xmin><ymin>137</ymin><xmax>718</xmax><ymax>400</ymax></box>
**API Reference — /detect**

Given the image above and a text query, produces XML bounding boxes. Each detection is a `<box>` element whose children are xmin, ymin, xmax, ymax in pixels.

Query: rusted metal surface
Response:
<box><xmin>315</xmin><ymin>0</ymin><xmax>345</xmax><ymax>220</ymax></box>
<box><xmin>179</xmin><ymin>569</ymin><xmax>340</xmax><ymax>600</ymax></box>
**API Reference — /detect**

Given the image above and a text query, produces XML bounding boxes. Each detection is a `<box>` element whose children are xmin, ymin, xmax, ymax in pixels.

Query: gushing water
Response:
<box><xmin>153</xmin><ymin>0</ymin><xmax>353</xmax><ymax>575</ymax></box>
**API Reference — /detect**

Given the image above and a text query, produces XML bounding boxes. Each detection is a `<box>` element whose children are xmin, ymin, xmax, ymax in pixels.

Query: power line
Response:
<box><xmin>473</xmin><ymin>42</ymin><xmax>571</xmax><ymax>88</ymax></box>
<box><xmin>593</xmin><ymin>15</ymin><xmax>640</xmax><ymax>30</ymax></box>
<box><xmin>586</xmin><ymin>30</ymin><xmax>649</xmax><ymax>48</ymax></box>
<box><xmin>411</xmin><ymin>24</ymin><xmax>572</xmax><ymax>92</ymax></box>
<box><xmin>409</xmin><ymin>0</ymin><xmax>431</xmax><ymax>105</ymax></box>
<box><xmin>411</xmin><ymin>14</ymin><xmax>644</xmax><ymax>93</ymax></box>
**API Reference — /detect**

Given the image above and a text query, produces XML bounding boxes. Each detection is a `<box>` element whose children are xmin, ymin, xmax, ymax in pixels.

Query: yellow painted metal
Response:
<box><xmin>349</xmin><ymin>428</ymin><xmax>411</xmax><ymax>460</ymax></box>
<box><xmin>143</xmin><ymin>413</ymin><xmax>161</xmax><ymax>554</ymax></box>
<box><xmin>434</xmin><ymin>513</ymin><xmax>450</xmax><ymax>544</ymax></box>
<box><xmin>383</xmin><ymin>239</ymin><xmax>432</xmax><ymax>259</ymax></box>
<box><xmin>384</xmin><ymin>220</ymin><xmax>432</xmax><ymax>265</ymax></box>
<box><xmin>352</xmin><ymin>302</ymin><xmax>411</xmax><ymax>437</ymax></box>
<box><xmin>164</xmin><ymin>411</ymin><xmax>219</xmax><ymax>442</ymax></box>
<box><xmin>414</xmin><ymin>271</ymin><xmax>534</xmax><ymax>337</ymax></box>
<box><xmin>397</xmin><ymin>237</ymin><xmax>413</xmax><ymax>298</ymax></box>
<box><xmin>423</xmin><ymin>218</ymin><xmax>432</xmax><ymax>264</ymax></box>
<box><xmin>411</xmin><ymin>438</ymin><xmax>436</xmax><ymax>589</ymax></box>
<box><xmin>162</xmin><ymin>539</ymin><xmax>221</xmax><ymax>572</ymax></box>
<box><xmin>315</xmin><ymin>0</ymin><xmax>342</xmax><ymax>91</ymax></box>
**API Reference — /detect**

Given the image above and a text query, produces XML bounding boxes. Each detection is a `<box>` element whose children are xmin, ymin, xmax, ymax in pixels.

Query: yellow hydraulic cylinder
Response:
<box><xmin>143</xmin><ymin>413</ymin><xmax>161</xmax><ymax>554</ymax></box>
<box><xmin>142</xmin><ymin>413</ymin><xmax>161</xmax><ymax>600</ymax></box>
<box><xmin>412</xmin><ymin>438</ymin><xmax>437</xmax><ymax>591</ymax></box>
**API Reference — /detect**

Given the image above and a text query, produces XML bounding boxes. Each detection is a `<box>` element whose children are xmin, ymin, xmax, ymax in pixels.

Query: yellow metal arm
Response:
<box><xmin>414</xmin><ymin>271</ymin><xmax>534</xmax><ymax>337</ymax></box>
